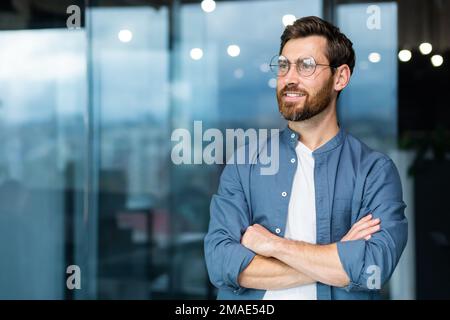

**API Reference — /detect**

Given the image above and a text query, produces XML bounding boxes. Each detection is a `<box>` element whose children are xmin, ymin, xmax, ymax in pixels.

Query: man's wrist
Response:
<box><xmin>271</xmin><ymin>237</ymin><xmax>292</xmax><ymax>259</ymax></box>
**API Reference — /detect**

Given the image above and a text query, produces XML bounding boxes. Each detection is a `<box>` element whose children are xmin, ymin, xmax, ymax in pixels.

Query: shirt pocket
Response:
<box><xmin>331</xmin><ymin>198</ymin><xmax>352</xmax><ymax>242</ymax></box>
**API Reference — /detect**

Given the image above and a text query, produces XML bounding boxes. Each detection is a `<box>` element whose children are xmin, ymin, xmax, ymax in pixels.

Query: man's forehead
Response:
<box><xmin>281</xmin><ymin>36</ymin><xmax>328</xmax><ymax>61</ymax></box>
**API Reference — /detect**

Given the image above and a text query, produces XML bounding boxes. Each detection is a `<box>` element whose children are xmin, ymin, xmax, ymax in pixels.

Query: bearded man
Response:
<box><xmin>204</xmin><ymin>16</ymin><xmax>408</xmax><ymax>300</ymax></box>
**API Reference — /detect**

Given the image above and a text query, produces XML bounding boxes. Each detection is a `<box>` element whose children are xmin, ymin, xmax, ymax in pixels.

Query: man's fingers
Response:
<box><xmin>341</xmin><ymin>215</ymin><xmax>382</xmax><ymax>242</ymax></box>
<box><xmin>357</xmin><ymin>218</ymin><xmax>380</xmax><ymax>231</ymax></box>
<box><xmin>359</xmin><ymin>214</ymin><xmax>373</xmax><ymax>222</ymax></box>
<box><xmin>356</xmin><ymin>224</ymin><xmax>380</xmax><ymax>240</ymax></box>
<box><xmin>360</xmin><ymin>214</ymin><xmax>373</xmax><ymax>222</ymax></box>
<box><xmin>352</xmin><ymin>218</ymin><xmax>380</xmax><ymax>233</ymax></box>
<box><xmin>351</xmin><ymin>214</ymin><xmax>373</xmax><ymax>228</ymax></box>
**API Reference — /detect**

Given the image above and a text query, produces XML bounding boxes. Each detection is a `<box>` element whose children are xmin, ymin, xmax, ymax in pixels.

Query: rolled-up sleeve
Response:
<box><xmin>336</xmin><ymin>159</ymin><xmax>408</xmax><ymax>292</ymax></box>
<box><xmin>204</xmin><ymin>163</ymin><xmax>256</xmax><ymax>293</ymax></box>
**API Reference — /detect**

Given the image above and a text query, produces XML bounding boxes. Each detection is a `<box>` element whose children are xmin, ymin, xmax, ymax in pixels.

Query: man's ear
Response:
<box><xmin>334</xmin><ymin>64</ymin><xmax>351</xmax><ymax>93</ymax></box>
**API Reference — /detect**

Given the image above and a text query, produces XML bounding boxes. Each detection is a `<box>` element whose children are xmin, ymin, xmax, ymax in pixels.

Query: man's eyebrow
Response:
<box><xmin>284</xmin><ymin>55</ymin><xmax>308</xmax><ymax>60</ymax></box>
<box><xmin>292</xmin><ymin>55</ymin><xmax>317</xmax><ymax>61</ymax></box>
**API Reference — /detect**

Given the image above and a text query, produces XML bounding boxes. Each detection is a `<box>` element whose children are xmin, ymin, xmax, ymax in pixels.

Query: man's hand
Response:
<box><xmin>241</xmin><ymin>224</ymin><xmax>281</xmax><ymax>257</ymax></box>
<box><xmin>341</xmin><ymin>214</ymin><xmax>380</xmax><ymax>242</ymax></box>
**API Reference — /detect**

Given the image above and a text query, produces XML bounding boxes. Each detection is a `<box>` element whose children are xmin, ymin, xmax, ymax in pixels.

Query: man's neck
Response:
<box><xmin>288</xmin><ymin>104</ymin><xmax>340</xmax><ymax>151</ymax></box>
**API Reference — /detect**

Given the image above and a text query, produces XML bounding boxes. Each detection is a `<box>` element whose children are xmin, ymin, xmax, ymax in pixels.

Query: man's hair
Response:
<box><xmin>279</xmin><ymin>16</ymin><xmax>355</xmax><ymax>75</ymax></box>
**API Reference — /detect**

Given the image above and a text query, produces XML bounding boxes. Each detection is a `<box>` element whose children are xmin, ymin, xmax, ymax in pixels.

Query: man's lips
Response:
<box><xmin>282</xmin><ymin>91</ymin><xmax>307</xmax><ymax>102</ymax></box>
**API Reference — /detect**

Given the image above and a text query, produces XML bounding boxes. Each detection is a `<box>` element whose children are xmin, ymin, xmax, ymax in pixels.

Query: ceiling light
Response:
<box><xmin>118</xmin><ymin>29</ymin><xmax>133</xmax><ymax>43</ymax></box>
<box><xmin>419</xmin><ymin>42</ymin><xmax>432</xmax><ymax>55</ymax></box>
<box><xmin>431</xmin><ymin>55</ymin><xmax>443</xmax><ymax>67</ymax></box>
<box><xmin>227</xmin><ymin>45</ymin><xmax>240</xmax><ymax>57</ymax></box>
<box><xmin>282</xmin><ymin>14</ymin><xmax>296</xmax><ymax>27</ymax></box>
<box><xmin>398</xmin><ymin>49</ymin><xmax>412</xmax><ymax>62</ymax></box>
<box><xmin>190</xmin><ymin>48</ymin><xmax>203</xmax><ymax>60</ymax></box>
<box><xmin>368</xmin><ymin>52</ymin><xmax>381</xmax><ymax>63</ymax></box>
<box><xmin>201</xmin><ymin>0</ymin><xmax>216</xmax><ymax>13</ymax></box>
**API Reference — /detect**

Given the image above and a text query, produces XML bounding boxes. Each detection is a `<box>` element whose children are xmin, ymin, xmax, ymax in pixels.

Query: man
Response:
<box><xmin>204</xmin><ymin>16</ymin><xmax>407</xmax><ymax>300</ymax></box>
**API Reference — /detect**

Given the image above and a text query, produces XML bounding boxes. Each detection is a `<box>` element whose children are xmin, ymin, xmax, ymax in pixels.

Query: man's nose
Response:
<box><xmin>283</xmin><ymin>64</ymin><xmax>300</xmax><ymax>86</ymax></box>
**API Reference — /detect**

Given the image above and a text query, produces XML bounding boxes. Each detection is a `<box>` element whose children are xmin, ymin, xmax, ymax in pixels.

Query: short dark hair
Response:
<box><xmin>279</xmin><ymin>16</ymin><xmax>355</xmax><ymax>75</ymax></box>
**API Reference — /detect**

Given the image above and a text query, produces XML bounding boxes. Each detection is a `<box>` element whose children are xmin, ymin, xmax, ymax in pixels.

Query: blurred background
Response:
<box><xmin>0</xmin><ymin>0</ymin><xmax>449</xmax><ymax>299</ymax></box>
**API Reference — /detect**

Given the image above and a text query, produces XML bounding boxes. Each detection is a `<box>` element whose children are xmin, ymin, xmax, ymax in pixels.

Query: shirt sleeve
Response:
<box><xmin>204</xmin><ymin>162</ymin><xmax>256</xmax><ymax>294</ymax></box>
<box><xmin>336</xmin><ymin>158</ymin><xmax>408</xmax><ymax>292</ymax></box>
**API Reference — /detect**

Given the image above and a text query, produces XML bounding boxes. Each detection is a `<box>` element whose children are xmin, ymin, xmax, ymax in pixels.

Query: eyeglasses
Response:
<box><xmin>269</xmin><ymin>55</ymin><xmax>337</xmax><ymax>77</ymax></box>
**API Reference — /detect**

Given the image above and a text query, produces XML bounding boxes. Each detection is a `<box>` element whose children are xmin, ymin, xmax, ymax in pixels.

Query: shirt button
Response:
<box><xmin>275</xmin><ymin>228</ymin><xmax>281</xmax><ymax>234</ymax></box>
<box><xmin>290</xmin><ymin>158</ymin><xmax>296</xmax><ymax>163</ymax></box>
<box><xmin>281</xmin><ymin>191</ymin><xmax>287</xmax><ymax>197</ymax></box>
<box><xmin>291</xmin><ymin>133</ymin><xmax>296</xmax><ymax>139</ymax></box>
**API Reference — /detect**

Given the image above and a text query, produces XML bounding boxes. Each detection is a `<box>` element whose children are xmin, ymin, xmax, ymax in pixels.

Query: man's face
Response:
<box><xmin>277</xmin><ymin>36</ymin><xmax>336</xmax><ymax>122</ymax></box>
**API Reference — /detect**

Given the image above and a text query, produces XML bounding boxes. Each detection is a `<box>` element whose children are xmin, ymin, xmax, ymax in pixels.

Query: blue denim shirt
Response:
<box><xmin>204</xmin><ymin>125</ymin><xmax>408</xmax><ymax>300</ymax></box>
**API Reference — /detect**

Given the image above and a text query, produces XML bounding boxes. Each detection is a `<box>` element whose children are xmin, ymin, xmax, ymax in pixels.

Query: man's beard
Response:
<box><xmin>277</xmin><ymin>77</ymin><xmax>334</xmax><ymax>122</ymax></box>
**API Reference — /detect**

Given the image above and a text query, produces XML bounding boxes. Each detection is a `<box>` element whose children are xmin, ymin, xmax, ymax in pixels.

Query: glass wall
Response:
<box><xmin>336</xmin><ymin>2</ymin><xmax>398</xmax><ymax>151</ymax></box>
<box><xmin>88</xmin><ymin>5</ymin><xmax>171</xmax><ymax>300</ymax></box>
<box><xmin>89</xmin><ymin>0</ymin><xmax>322</xmax><ymax>299</ymax></box>
<box><xmin>0</xmin><ymin>28</ymin><xmax>87</xmax><ymax>298</ymax></box>
<box><xmin>334</xmin><ymin>1</ymin><xmax>415</xmax><ymax>299</ymax></box>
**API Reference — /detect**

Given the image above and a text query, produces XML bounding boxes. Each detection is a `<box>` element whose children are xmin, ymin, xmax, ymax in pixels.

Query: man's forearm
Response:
<box><xmin>238</xmin><ymin>254</ymin><xmax>315</xmax><ymax>290</ymax></box>
<box><xmin>273</xmin><ymin>240</ymin><xmax>349</xmax><ymax>288</ymax></box>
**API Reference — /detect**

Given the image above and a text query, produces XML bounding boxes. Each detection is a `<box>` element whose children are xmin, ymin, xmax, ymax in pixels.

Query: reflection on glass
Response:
<box><xmin>337</xmin><ymin>2</ymin><xmax>398</xmax><ymax>152</ymax></box>
<box><xmin>91</xmin><ymin>0</ymin><xmax>322</xmax><ymax>299</ymax></box>
<box><xmin>0</xmin><ymin>29</ymin><xmax>86</xmax><ymax>299</ymax></box>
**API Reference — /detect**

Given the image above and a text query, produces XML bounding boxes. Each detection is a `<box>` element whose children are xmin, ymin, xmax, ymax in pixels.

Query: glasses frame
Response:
<box><xmin>269</xmin><ymin>55</ymin><xmax>338</xmax><ymax>77</ymax></box>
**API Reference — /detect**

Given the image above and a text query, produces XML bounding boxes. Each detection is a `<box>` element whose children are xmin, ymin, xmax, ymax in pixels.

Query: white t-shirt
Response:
<box><xmin>263</xmin><ymin>140</ymin><xmax>317</xmax><ymax>300</ymax></box>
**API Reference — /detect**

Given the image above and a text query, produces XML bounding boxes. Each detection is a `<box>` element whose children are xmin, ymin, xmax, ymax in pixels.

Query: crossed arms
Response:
<box><xmin>238</xmin><ymin>215</ymin><xmax>380</xmax><ymax>290</ymax></box>
<box><xmin>204</xmin><ymin>159</ymin><xmax>408</xmax><ymax>293</ymax></box>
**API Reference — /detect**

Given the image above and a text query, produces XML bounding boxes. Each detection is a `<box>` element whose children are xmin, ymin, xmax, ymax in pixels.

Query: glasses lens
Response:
<box><xmin>297</xmin><ymin>57</ymin><xmax>316</xmax><ymax>76</ymax></box>
<box><xmin>270</xmin><ymin>55</ymin><xmax>289</xmax><ymax>76</ymax></box>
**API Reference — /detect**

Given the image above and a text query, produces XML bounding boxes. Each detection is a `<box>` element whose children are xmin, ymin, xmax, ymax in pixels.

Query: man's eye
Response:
<box><xmin>279</xmin><ymin>63</ymin><xmax>289</xmax><ymax>70</ymax></box>
<box><xmin>302</xmin><ymin>60</ymin><xmax>315</xmax><ymax>70</ymax></box>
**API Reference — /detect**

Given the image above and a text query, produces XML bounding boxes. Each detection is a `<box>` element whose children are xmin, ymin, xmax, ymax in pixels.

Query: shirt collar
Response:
<box><xmin>281</xmin><ymin>124</ymin><xmax>346</xmax><ymax>155</ymax></box>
